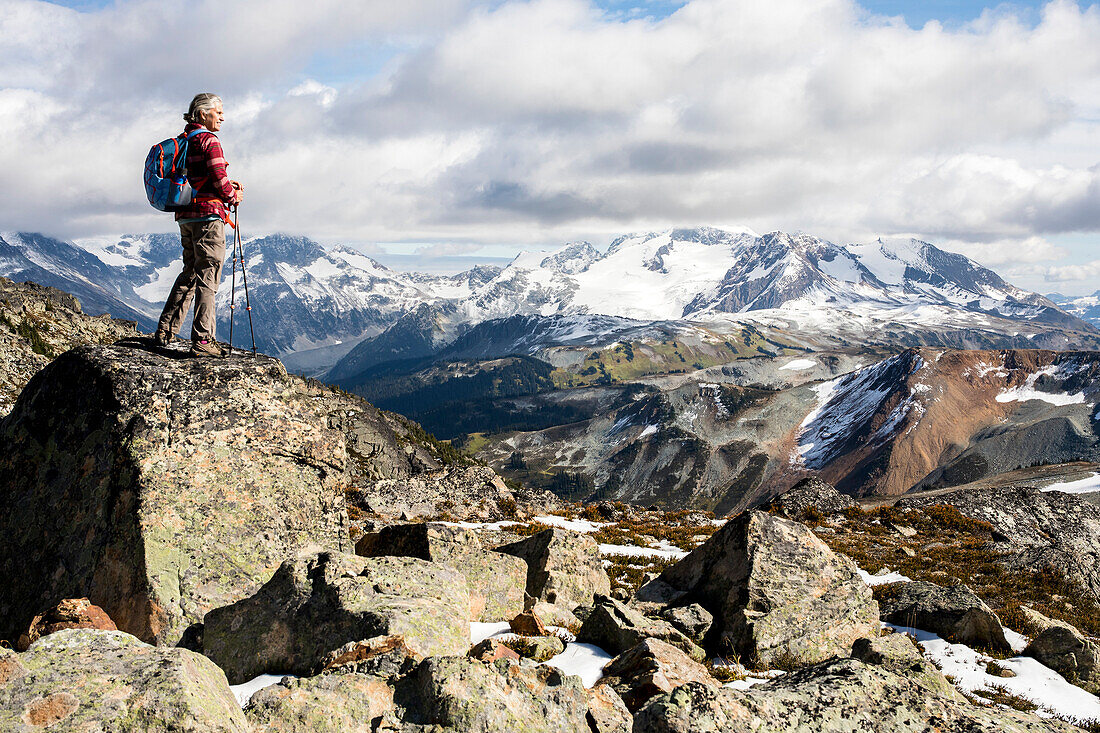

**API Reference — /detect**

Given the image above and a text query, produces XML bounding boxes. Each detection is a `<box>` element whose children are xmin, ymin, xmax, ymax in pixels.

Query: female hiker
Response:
<box><xmin>154</xmin><ymin>93</ymin><xmax>243</xmax><ymax>357</ymax></box>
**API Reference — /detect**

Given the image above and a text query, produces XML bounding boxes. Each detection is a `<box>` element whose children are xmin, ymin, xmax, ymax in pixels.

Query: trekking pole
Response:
<box><xmin>236</xmin><ymin>213</ymin><xmax>257</xmax><ymax>356</ymax></box>
<box><xmin>227</xmin><ymin>205</ymin><xmax>239</xmax><ymax>356</ymax></box>
<box><xmin>227</xmin><ymin>204</ymin><xmax>257</xmax><ymax>356</ymax></box>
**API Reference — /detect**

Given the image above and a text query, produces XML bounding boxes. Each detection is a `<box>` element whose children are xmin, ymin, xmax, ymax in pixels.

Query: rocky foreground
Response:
<box><xmin>0</xmin><ymin>342</ymin><xmax>1096</xmax><ymax>731</ymax></box>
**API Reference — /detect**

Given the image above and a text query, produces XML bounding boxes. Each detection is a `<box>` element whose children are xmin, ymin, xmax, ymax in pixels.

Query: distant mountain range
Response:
<box><xmin>0</xmin><ymin>227</ymin><xmax>1095</xmax><ymax>377</ymax></box>
<box><xmin>1049</xmin><ymin>291</ymin><xmax>1100</xmax><ymax>327</ymax></box>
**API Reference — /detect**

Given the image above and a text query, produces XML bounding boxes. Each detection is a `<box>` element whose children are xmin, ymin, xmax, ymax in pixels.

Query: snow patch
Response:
<box><xmin>996</xmin><ymin>366</ymin><xmax>1087</xmax><ymax>406</ymax></box>
<box><xmin>779</xmin><ymin>358</ymin><xmax>816</xmax><ymax>371</ymax></box>
<box><xmin>890</xmin><ymin>624</ymin><xmax>1100</xmax><ymax>724</ymax></box>
<box><xmin>1040</xmin><ymin>473</ymin><xmax>1100</xmax><ymax>495</ymax></box>
<box><xmin>857</xmin><ymin>567</ymin><xmax>912</xmax><ymax>586</ymax></box>
<box><xmin>230</xmin><ymin>673</ymin><xmax>296</xmax><ymax>707</ymax></box>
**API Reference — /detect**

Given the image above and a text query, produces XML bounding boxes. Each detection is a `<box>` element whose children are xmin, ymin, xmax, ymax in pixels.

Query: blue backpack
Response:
<box><xmin>143</xmin><ymin>128</ymin><xmax>207</xmax><ymax>211</ymax></box>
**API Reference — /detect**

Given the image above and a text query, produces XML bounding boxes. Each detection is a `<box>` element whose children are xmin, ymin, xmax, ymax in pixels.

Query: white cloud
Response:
<box><xmin>0</xmin><ymin>0</ymin><xmax>1098</xmax><ymax>286</ymax></box>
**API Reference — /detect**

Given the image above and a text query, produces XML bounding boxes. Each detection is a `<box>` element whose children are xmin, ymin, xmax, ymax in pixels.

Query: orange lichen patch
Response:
<box><xmin>22</xmin><ymin>692</ymin><xmax>79</xmax><ymax>727</ymax></box>
<box><xmin>0</xmin><ymin>654</ymin><xmax>27</xmax><ymax>687</ymax></box>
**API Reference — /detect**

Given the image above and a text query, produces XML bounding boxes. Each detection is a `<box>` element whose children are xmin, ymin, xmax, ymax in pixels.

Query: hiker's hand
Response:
<box><xmin>231</xmin><ymin>181</ymin><xmax>243</xmax><ymax>204</ymax></box>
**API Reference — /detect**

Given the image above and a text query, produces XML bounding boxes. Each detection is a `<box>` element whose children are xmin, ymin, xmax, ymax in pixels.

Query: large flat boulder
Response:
<box><xmin>360</xmin><ymin>522</ymin><xmax>526</xmax><ymax>622</ymax></box>
<box><xmin>0</xmin><ymin>344</ymin><xmax>350</xmax><ymax>646</ymax></box>
<box><xmin>638</xmin><ymin>511</ymin><xmax>877</xmax><ymax>667</ymax></box>
<box><xmin>389</xmin><ymin>656</ymin><xmax>592</xmax><ymax>732</ymax></box>
<box><xmin>204</xmin><ymin>550</ymin><xmax>470</xmax><ymax>684</ymax></box>
<box><xmin>496</xmin><ymin>527</ymin><xmax>611</xmax><ymax>615</ymax></box>
<box><xmin>0</xmin><ymin>629</ymin><xmax>247</xmax><ymax>731</ymax></box>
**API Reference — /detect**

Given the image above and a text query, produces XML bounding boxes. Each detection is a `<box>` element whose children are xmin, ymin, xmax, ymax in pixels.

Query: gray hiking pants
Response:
<box><xmin>157</xmin><ymin>219</ymin><xmax>226</xmax><ymax>343</ymax></box>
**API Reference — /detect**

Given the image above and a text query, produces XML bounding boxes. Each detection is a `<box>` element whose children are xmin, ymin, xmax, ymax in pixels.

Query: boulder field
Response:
<box><xmin>0</xmin><ymin>342</ymin><xmax>1085</xmax><ymax>731</ymax></box>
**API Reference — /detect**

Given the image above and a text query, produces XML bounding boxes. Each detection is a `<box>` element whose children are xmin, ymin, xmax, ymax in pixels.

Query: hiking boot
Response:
<box><xmin>189</xmin><ymin>339</ymin><xmax>225</xmax><ymax>358</ymax></box>
<box><xmin>153</xmin><ymin>330</ymin><xmax>171</xmax><ymax>347</ymax></box>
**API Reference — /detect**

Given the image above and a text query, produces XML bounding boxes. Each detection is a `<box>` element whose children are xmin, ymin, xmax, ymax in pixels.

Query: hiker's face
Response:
<box><xmin>199</xmin><ymin>102</ymin><xmax>224</xmax><ymax>132</ymax></box>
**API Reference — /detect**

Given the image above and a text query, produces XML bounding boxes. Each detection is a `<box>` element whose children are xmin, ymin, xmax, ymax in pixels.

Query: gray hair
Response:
<box><xmin>183</xmin><ymin>93</ymin><xmax>222</xmax><ymax>124</ymax></box>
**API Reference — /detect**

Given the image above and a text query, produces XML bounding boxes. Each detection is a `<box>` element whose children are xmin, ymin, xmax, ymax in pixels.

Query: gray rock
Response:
<box><xmin>351</xmin><ymin>465</ymin><xmax>521</xmax><ymax>521</ymax></box>
<box><xmin>1025</xmin><ymin>623</ymin><xmax>1100</xmax><ymax>695</ymax></box>
<box><xmin>877</xmin><ymin>580</ymin><xmax>1010</xmax><ymax>652</ymax></box>
<box><xmin>639</xmin><ymin>511</ymin><xmax>878</xmax><ymax>667</ymax></box>
<box><xmin>0</xmin><ymin>343</ymin><xmax>352</xmax><ymax>647</ymax></box>
<box><xmin>598</xmin><ymin>638</ymin><xmax>717</xmax><ymax>711</ymax></box>
<box><xmin>586</xmin><ymin>685</ymin><xmax>633</xmax><ymax>733</ymax></box>
<box><xmin>247</xmin><ymin>673</ymin><xmax>395</xmax><ymax>732</ymax></box>
<box><xmin>496</xmin><ymin>527</ymin><xmax>611</xmax><ymax>614</ymax></box>
<box><xmin>0</xmin><ymin>629</ymin><xmax>247</xmax><ymax>731</ymax></box>
<box><xmin>361</xmin><ymin>522</ymin><xmax>526</xmax><ymax>622</ymax></box>
<box><xmin>634</xmin><ymin>655</ymin><xmax>1078</xmax><ymax>733</ymax></box>
<box><xmin>505</xmin><ymin>634</ymin><xmax>565</xmax><ymax>662</ymax></box>
<box><xmin>204</xmin><ymin>550</ymin><xmax>470</xmax><ymax>684</ymax></box>
<box><xmin>770</xmin><ymin>476</ymin><xmax>856</xmax><ymax>518</ymax></box>
<box><xmin>390</xmin><ymin>656</ymin><xmax>591</xmax><ymax>732</ymax></box>
<box><xmin>660</xmin><ymin>604</ymin><xmax>713</xmax><ymax>645</ymax></box>
<box><xmin>578</xmin><ymin>595</ymin><xmax>704</xmax><ymax>661</ymax></box>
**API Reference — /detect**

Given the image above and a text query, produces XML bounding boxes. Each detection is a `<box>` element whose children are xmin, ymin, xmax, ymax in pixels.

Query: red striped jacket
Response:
<box><xmin>175</xmin><ymin>123</ymin><xmax>237</xmax><ymax>221</ymax></box>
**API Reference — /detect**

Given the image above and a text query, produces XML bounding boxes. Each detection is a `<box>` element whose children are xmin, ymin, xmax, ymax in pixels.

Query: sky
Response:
<box><xmin>1</xmin><ymin>0</ymin><xmax>1098</xmax><ymax>295</ymax></box>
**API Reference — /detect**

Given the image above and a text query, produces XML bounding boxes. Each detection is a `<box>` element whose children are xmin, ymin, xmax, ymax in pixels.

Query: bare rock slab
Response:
<box><xmin>361</xmin><ymin>522</ymin><xmax>526</xmax><ymax>622</ymax></box>
<box><xmin>0</xmin><ymin>344</ymin><xmax>350</xmax><ymax>646</ymax></box>
<box><xmin>0</xmin><ymin>629</ymin><xmax>247</xmax><ymax>731</ymax></box>
<box><xmin>204</xmin><ymin>550</ymin><xmax>470</xmax><ymax>684</ymax></box>
<box><xmin>638</xmin><ymin>510</ymin><xmax>877</xmax><ymax>667</ymax></box>
<box><xmin>496</xmin><ymin>527</ymin><xmax>611</xmax><ymax>614</ymax></box>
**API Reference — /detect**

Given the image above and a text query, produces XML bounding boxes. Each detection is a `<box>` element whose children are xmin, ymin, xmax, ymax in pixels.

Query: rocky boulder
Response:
<box><xmin>877</xmin><ymin>580</ymin><xmax>1010</xmax><ymax>652</ymax></box>
<box><xmin>638</xmin><ymin>511</ymin><xmax>877</xmax><ymax>667</ymax></box>
<box><xmin>598</xmin><ymin>638</ymin><xmax>717</xmax><ymax>711</ymax></box>
<box><xmin>358</xmin><ymin>522</ymin><xmax>526</xmax><ymax>622</ymax></box>
<box><xmin>770</xmin><ymin>476</ymin><xmax>856</xmax><ymax>519</ymax></box>
<box><xmin>504</xmin><ymin>634</ymin><xmax>566</xmax><ymax>661</ymax></box>
<box><xmin>586</xmin><ymin>685</ymin><xmax>633</xmax><ymax>733</ymax></box>
<box><xmin>16</xmin><ymin>597</ymin><xmax>116</xmax><ymax>651</ymax></box>
<box><xmin>246</xmin><ymin>673</ymin><xmax>395</xmax><ymax>733</ymax></box>
<box><xmin>660</xmin><ymin>603</ymin><xmax>713</xmax><ymax>646</ymax></box>
<box><xmin>578</xmin><ymin>595</ymin><xmax>705</xmax><ymax>661</ymax></box>
<box><xmin>634</xmin><ymin>637</ymin><xmax>1077</xmax><ymax>733</ymax></box>
<box><xmin>0</xmin><ymin>629</ymin><xmax>247</xmax><ymax>731</ymax></box>
<box><xmin>389</xmin><ymin>656</ymin><xmax>592</xmax><ymax>732</ymax></box>
<box><xmin>204</xmin><ymin>550</ymin><xmax>470</xmax><ymax>684</ymax></box>
<box><xmin>0</xmin><ymin>343</ymin><xmax>351</xmax><ymax>646</ymax></box>
<box><xmin>1024</xmin><ymin>622</ymin><xmax>1100</xmax><ymax>695</ymax></box>
<box><xmin>0</xmin><ymin>278</ymin><xmax>139</xmax><ymax>418</ymax></box>
<box><xmin>317</xmin><ymin>634</ymin><xmax>420</xmax><ymax>677</ymax></box>
<box><xmin>496</xmin><ymin>527</ymin><xmax>611</xmax><ymax>617</ymax></box>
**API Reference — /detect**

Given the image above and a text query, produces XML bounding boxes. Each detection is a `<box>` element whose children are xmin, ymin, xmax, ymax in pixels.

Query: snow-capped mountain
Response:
<box><xmin>67</xmin><ymin>232</ymin><xmax>501</xmax><ymax>358</ymax></box>
<box><xmin>328</xmin><ymin>228</ymin><xmax>1095</xmax><ymax>383</ymax></box>
<box><xmin>1</xmin><ymin>227</ymin><xmax>1093</xmax><ymax>375</ymax></box>
<box><xmin>454</xmin><ymin>227</ymin><xmax>1071</xmax><ymax>324</ymax></box>
<box><xmin>1049</xmin><ymin>291</ymin><xmax>1100</xmax><ymax>328</ymax></box>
